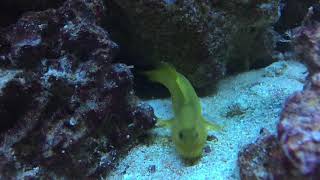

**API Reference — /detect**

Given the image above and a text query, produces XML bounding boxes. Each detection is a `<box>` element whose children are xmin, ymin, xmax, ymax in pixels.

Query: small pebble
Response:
<box><xmin>311</xmin><ymin>73</ymin><xmax>320</xmax><ymax>87</ymax></box>
<box><xmin>204</xmin><ymin>146</ymin><xmax>211</xmax><ymax>153</ymax></box>
<box><xmin>207</xmin><ymin>135</ymin><xmax>218</xmax><ymax>141</ymax></box>
<box><xmin>148</xmin><ymin>165</ymin><xmax>156</xmax><ymax>173</ymax></box>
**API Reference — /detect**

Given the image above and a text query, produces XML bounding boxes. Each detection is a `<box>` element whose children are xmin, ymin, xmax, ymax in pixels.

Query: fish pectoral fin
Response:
<box><xmin>202</xmin><ymin>117</ymin><xmax>222</xmax><ymax>131</ymax></box>
<box><xmin>156</xmin><ymin>118</ymin><xmax>174</xmax><ymax>128</ymax></box>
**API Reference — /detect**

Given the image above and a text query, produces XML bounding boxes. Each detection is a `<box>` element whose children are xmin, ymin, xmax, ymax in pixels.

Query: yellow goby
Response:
<box><xmin>144</xmin><ymin>62</ymin><xmax>221</xmax><ymax>159</ymax></box>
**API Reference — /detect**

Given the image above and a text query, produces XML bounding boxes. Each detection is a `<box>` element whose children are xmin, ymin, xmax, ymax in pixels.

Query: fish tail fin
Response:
<box><xmin>143</xmin><ymin>62</ymin><xmax>177</xmax><ymax>90</ymax></box>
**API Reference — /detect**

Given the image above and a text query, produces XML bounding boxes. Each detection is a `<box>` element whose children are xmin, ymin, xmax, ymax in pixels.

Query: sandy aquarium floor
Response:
<box><xmin>107</xmin><ymin>61</ymin><xmax>307</xmax><ymax>180</ymax></box>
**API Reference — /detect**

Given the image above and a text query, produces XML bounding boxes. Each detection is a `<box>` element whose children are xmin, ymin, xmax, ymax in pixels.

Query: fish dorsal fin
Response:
<box><xmin>176</xmin><ymin>76</ymin><xmax>190</xmax><ymax>104</ymax></box>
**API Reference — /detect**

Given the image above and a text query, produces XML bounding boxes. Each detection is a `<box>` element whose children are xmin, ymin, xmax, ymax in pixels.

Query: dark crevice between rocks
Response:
<box><xmin>0</xmin><ymin>80</ymin><xmax>34</xmax><ymax>133</ymax></box>
<box><xmin>272</xmin><ymin>0</ymin><xmax>320</xmax><ymax>68</ymax></box>
<box><xmin>103</xmin><ymin>0</ymin><xmax>281</xmax><ymax>98</ymax></box>
<box><xmin>40</xmin><ymin>79</ymin><xmax>75</xmax><ymax>120</ymax></box>
<box><xmin>274</xmin><ymin>0</ymin><xmax>318</xmax><ymax>33</ymax></box>
<box><xmin>103</xmin><ymin>0</ymin><xmax>158</xmax><ymax>66</ymax></box>
<box><xmin>102</xmin><ymin>5</ymin><xmax>193</xmax><ymax>99</ymax></box>
<box><xmin>0</xmin><ymin>0</ymin><xmax>66</xmax><ymax>27</ymax></box>
<box><xmin>132</xmin><ymin>67</ymin><xmax>171</xmax><ymax>99</ymax></box>
<box><xmin>103</xmin><ymin>3</ymin><xmax>171</xmax><ymax>99</ymax></box>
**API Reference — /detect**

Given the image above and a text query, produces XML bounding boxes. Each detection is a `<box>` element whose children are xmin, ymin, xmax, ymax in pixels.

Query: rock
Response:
<box><xmin>238</xmin><ymin>129</ymin><xmax>311</xmax><ymax>180</ymax></box>
<box><xmin>105</xmin><ymin>0</ymin><xmax>280</xmax><ymax>93</ymax></box>
<box><xmin>278</xmin><ymin>84</ymin><xmax>320</xmax><ymax>176</ymax></box>
<box><xmin>293</xmin><ymin>7</ymin><xmax>320</xmax><ymax>76</ymax></box>
<box><xmin>0</xmin><ymin>0</ymin><xmax>156</xmax><ymax>178</ymax></box>
<box><xmin>273</xmin><ymin>1</ymin><xmax>320</xmax><ymax>64</ymax></box>
<box><xmin>275</xmin><ymin>7</ymin><xmax>320</xmax><ymax>177</ymax></box>
<box><xmin>263</xmin><ymin>61</ymin><xmax>288</xmax><ymax>77</ymax></box>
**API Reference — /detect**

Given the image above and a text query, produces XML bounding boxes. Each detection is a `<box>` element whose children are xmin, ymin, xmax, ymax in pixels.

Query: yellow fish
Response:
<box><xmin>144</xmin><ymin>62</ymin><xmax>221</xmax><ymax>159</ymax></box>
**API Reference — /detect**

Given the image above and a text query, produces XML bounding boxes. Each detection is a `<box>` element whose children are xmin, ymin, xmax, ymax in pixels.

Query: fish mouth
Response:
<box><xmin>176</xmin><ymin>146</ymin><xmax>203</xmax><ymax>159</ymax></box>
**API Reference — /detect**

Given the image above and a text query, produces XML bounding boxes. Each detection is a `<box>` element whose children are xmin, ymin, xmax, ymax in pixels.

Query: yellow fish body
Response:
<box><xmin>144</xmin><ymin>62</ymin><xmax>221</xmax><ymax>159</ymax></box>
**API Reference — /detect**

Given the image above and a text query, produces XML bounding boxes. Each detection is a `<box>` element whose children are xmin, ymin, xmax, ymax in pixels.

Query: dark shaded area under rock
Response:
<box><xmin>0</xmin><ymin>0</ymin><xmax>66</xmax><ymax>27</ymax></box>
<box><xmin>275</xmin><ymin>0</ymin><xmax>318</xmax><ymax>33</ymax></box>
<box><xmin>104</xmin><ymin>0</ymin><xmax>279</xmax><ymax>94</ymax></box>
<box><xmin>0</xmin><ymin>0</ymin><xmax>155</xmax><ymax>178</ymax></box>
<box><xmin>273</xmin><ymin>0</ymin><xmax>320</xmax><ymax>58</ymax></box>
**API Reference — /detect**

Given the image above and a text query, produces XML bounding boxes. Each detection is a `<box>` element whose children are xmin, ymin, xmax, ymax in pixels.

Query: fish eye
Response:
<box><xmin>179</xmin><ymin>132</ymin><xmax>183</xmax><ymax>140</ymax></box>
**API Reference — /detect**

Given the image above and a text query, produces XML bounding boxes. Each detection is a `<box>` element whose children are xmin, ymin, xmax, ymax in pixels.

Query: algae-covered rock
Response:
<box><xmin>105</xmin><ymin>0</ymin><xmax>280</xmax><ymax>93</ymax></box>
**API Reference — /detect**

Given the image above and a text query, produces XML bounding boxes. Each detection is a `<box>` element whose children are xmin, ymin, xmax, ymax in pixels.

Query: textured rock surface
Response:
<box><xmin>276</xmin><ymin>7</ymin><xmax>320</xmax><ymax>177</ymax></box>
<box><xmin>238</xmin><ymin>130</ymin><xmax>309</xmax><ymax>180</ymax></box>
<box><xmin>0</xmin><ymin>0</ymin><xmax>155</xmax><ymax>178</ymax></box>
<box><xmin>293</xmin><ymin>7</ymin><xmax>320</xmax><ymax>76</ymax></box>
<box><xmin>105</xmin><ymin>0</ymin><xmax>280</xmax><ymax>93</ymax></box>
<box><xmin>278</xmin><ymin>85</ymin><xmax>320</xmax><ymax>175</ymax></box>
<box><xmin>238</xmin><ymin>7</ymin><xmax>320</xmax><ymax>179</ymax></box>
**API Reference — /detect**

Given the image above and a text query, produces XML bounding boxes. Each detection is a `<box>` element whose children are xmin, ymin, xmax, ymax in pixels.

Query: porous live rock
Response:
<box><xmin>238</xmin><ymin>129</ymin><xmax>311</xmax><ymax>180</ymax></box>
<box><xmin>293</xmin><ymin>6</ymin><xmax>320</xmax><ymax>76</ymax></box>
<box><xmin>105</xmin><ymin>0</ymin><xmax>280</xmax><ymax>93</ymax></box>
<box><xmin>278</xmin><ymin>79</ymin><xmax>320</xmax><ymax>176</ymax></box>
<box><xmin>250</xmin><ymin>9</ymin><xmax>320</xmax><ymax>180</ymax></box>
<box><xmin>0</xmin><ymin>0</ymin><xmax>156</xmax><ymax>178</ymax></box>
<box><xmin>275</xmin><ymin>7</ymin><xmax>320</xmax><ymax>177</ymax></box>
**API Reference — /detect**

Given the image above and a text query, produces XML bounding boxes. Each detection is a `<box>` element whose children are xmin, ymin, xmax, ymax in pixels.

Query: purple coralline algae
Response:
<box><xmin>238</xmin><ymin>129</ymin><xmax>307</xmax><ymax>180</ymax></box>
<box><xmin>277</xmin><ymin>6</ymin><xmax>320</xmax><ymax>176</ymax></box>
<box><xmin>278</xmin><ymin>85</ymin><xmax>320</xmax><ymax>175</ymax></box>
